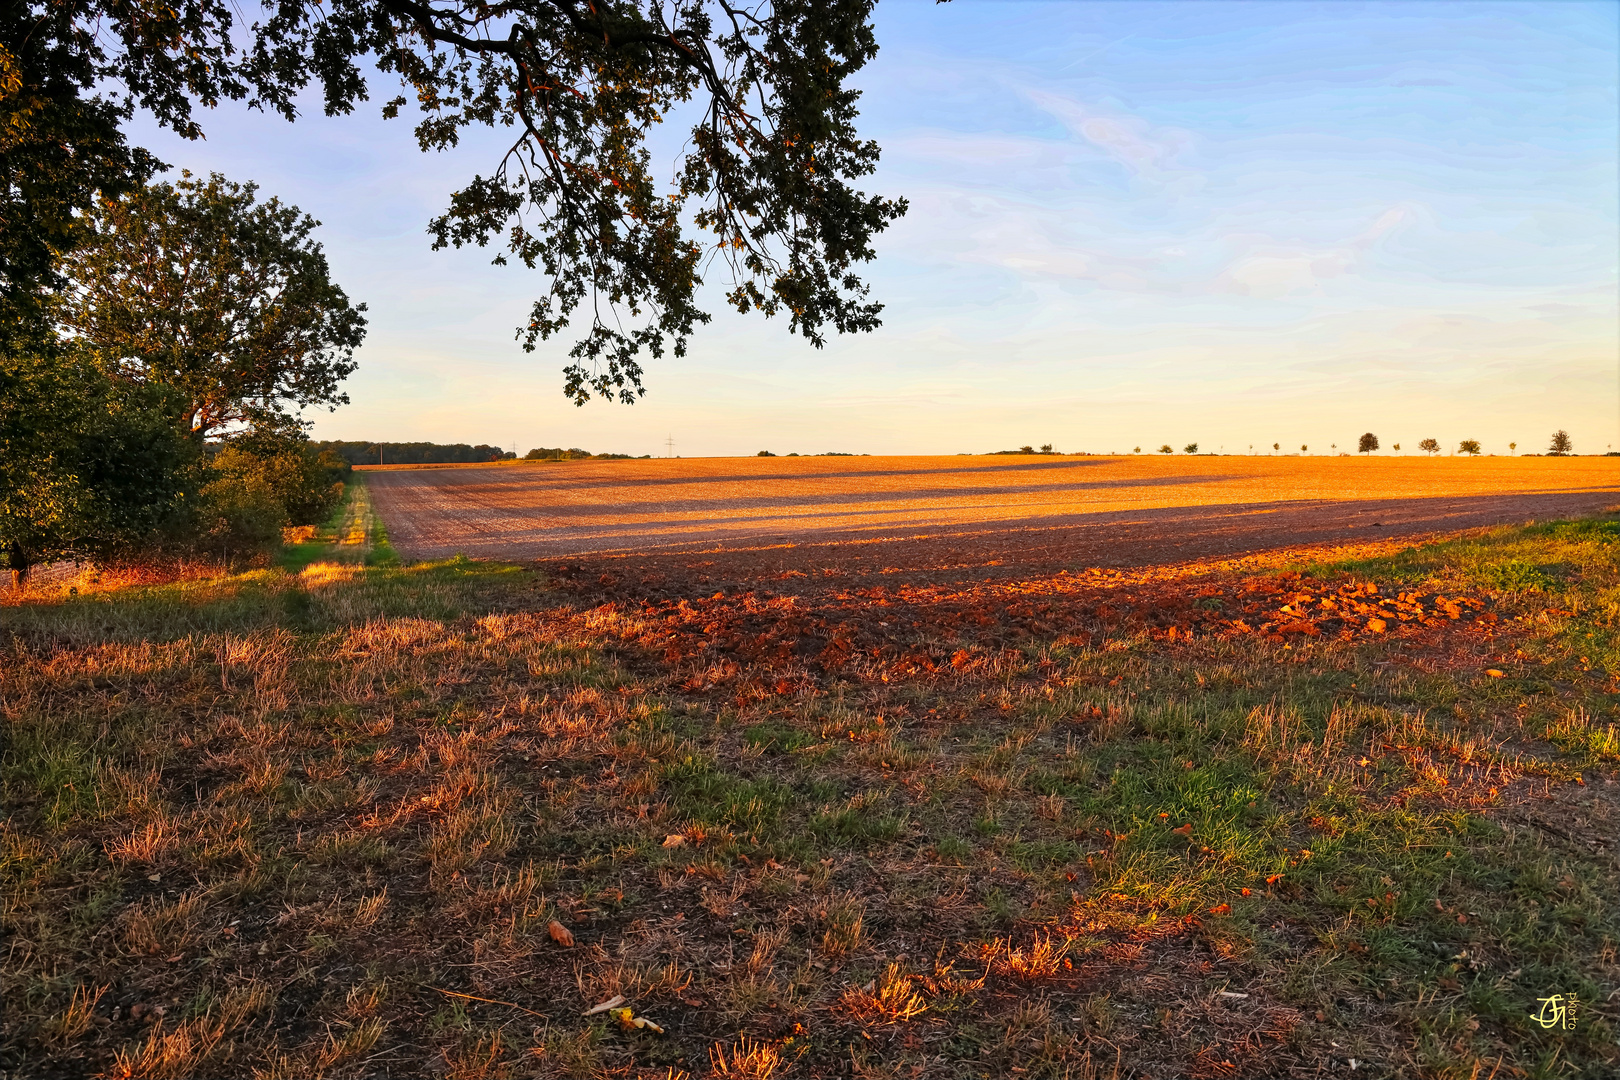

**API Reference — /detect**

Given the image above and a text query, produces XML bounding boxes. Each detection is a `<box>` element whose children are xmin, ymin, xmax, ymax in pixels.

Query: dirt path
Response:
<box><xmin>365</xmin><ymin>454</ymin><xmax>1620</xmax><ymax>592</ymax></box>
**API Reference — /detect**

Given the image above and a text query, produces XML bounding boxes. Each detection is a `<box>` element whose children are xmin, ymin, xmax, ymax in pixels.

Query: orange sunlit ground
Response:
<box><xmin>7</xmin><ymin>461</ymin><xmax>1618</xmax><ymax>1079</ymax></box>
<box><xmin>364</xmin><ymin>454</ymin><xmax>1619</xmax><ymax>573</ymax></box>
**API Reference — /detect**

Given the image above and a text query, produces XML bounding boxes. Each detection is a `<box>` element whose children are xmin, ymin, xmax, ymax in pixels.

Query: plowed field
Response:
<box><xmin>366</xmin><ymin>455</ymin><xmax>1619</xmax><ymax>586</ymax></box>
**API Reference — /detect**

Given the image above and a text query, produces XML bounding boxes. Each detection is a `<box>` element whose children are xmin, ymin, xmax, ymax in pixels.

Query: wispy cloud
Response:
<box><xmin>1213</xmin><ymin>207</ymin><xmax>1413</xmax><ymax>298</ymax></box>
<box><xmin>1023</xmin><ymin>89</ymin><xmax>1194</xmax><ymax>181</ymax></box>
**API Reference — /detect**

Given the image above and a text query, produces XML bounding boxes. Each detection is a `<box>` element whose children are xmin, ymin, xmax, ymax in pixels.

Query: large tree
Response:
<box><xmin>22</xmin><ymin>0</ymin><xmax>906</xmax><ymax>404</ymax></box>
<box><xmin>59</xmin><ymin>172</ymin><xmax>368</xmax><ymax>440</ymax></box>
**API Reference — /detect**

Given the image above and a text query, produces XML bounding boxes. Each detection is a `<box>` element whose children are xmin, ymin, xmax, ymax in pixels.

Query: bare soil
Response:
<box><xmin>366</xmin><ymin>455</ymin><xmax>1620</xmax><ymax>594</ymax></box>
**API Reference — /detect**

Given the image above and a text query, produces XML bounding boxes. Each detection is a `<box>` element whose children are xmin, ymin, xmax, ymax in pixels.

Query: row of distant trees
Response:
<box><xmin>1356</xmin><ymin>431</ymin><xmax>1577</xmax><ymax>456</ymax></box>
<box><xmin>1113</xmin><ymin>431</ymin><xmax>1583</xmax><ymax>457</ymax></box>
<box><xmin>316</xmin><ymin>442</ymin><xmax>513</xmax><ymax>466</ymax></box>
<box><xmin>524</xmin><ymin>447</ymin><xmax>647</xmax><ymax>461</ymax></box>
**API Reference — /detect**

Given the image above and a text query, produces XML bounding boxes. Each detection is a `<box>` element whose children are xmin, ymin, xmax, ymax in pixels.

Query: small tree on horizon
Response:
<box><xmin>1300</xmin><ymin>444</ymin><xmax>1308</xmax><ymax>453</ymax></box>
<box><xmin>1392</xmin><ymin>442</ymin><xmax>1401</xmax><ymax>452</ymax></box>
<box><xmin>1509</xmin><ymin>441</ymin><xmax>1516</xmax><ymax>454</ymax></box>
<box><xmin>1459</xmin><ymin>439</ymin><xmax>1482</xmax><ymax>456</ymax></box>
<box><xmin>1272</xmin><ymin>443</ymin><xmax>1280</xmax><ymax>453</ymax></box>
<box><xmin>1358</xmin><ymin>432</ymin><xmax>1379</xmax><ymax>455</ymax></box>
<box><xmin>1549</xmin><ymin>430</ymin><xmax>1573</xmax><ymax>456</ymax></box>
<box><xmin>1184</xmin><ymin>443</ymin><xmax>1198</xmax><ymax>454</ymax></box>
<box><xmin>1133</xmin><ymin>446</ymin><xmax>1141</xmax><ymax>454</ymax></box>
<box><xmin>1040</xmin><ymin>443</ymin><xmax>1054</xmax><ymax>454</ymax></box>
<box><xmin>1419</xmin><ymin>438</ymin><xmax>1440</xmax><ymax>456</ymax></box>
<box><xmin>1158</xmin><ymin>444</ymin><xmax>1173</xmax><ymax>454</ymax></box>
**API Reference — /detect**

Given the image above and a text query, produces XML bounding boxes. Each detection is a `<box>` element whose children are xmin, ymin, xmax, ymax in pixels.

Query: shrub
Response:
<box><xmin>194</xmin><ymin>425</ymin><xmax>349</xmax><ymax>558</ymax></box>
<box><xmin>1183</xmin><ymin>443</ymin><xmax>1198</xmax><ymax>454</ymax></box>
<box><xmin>195</xmin><ymin>458</ymin><xmax>288</xmax><ymax>556</ymax></box>
<box><xmin>1158</xmin><ymin>444</ymin><xmax>1173</xmax><ymax>454</ymax></box>
<box><xmin>3</xmin><ymin>350</ymin><xmax>197</xmax><ymax>587</ymax></box>
<box><xmin>756</xmin><ymin>450</ymin><xmax>776</xmax><ymax>457</ymax></box>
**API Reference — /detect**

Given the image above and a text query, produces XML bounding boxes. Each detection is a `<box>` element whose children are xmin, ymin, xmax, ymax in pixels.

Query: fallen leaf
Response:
<box><xmin>662</xmin><ymin>834</ymin><xmax>686</xmax><ymax>848</ymax></box>
<box><xmin>147</xmin><ymin>874</ymin><xmax>161</xmax><ymax>883</ymax></box>
<box><xmin>548</xmin><ymin>920</ymin><xmax>575</xmax><ymax>947</ymax></box>
<box><xmin>1208</xmin><ymin>903</ymin><xmax>1231</xmax><ymax>915</ymax></box>
<box><xmin>1171</xmin><ymin>823</ymin><xmax>1193</xmax><ymax>836</ymax></box>
<box><xmin>583</xmin><ymin>995</ymin><xmax>626</xmax><ymax>1016</ymax></box>
<box><xmin>1365</xmin><ymin>618</ymin><xmax>1387</xmax><ymax>633</ymax></box>
<box><xmin>1485</xmin><ymin>669</ymin><xmax>1504</xmax><ymax>678</ymax></box>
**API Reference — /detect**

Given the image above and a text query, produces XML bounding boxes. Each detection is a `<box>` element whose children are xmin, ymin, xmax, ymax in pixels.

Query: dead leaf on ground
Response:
<box><xmin>548</xmin><ymin>919</ymin><xmax>575</xmax><ymax>947</ymax></box>
<box><xmin>662</xmin><ymin>834</ymin><xmax>687</xmax><ymax>848</ymax></box>
<box><xmin>584</xmin><ymin>994</ymin><xmax>626</xmax><ymax>1016</ymax></box>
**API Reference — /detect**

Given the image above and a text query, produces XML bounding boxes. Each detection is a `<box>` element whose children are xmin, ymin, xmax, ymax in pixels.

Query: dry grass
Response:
<box><xmin>3</xmin><ymin>499</ymin><xmax>1619</xmax><ymax>1078</ymax></box>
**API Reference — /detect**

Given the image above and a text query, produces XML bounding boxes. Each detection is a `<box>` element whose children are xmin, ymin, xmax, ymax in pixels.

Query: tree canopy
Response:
<box><xmin>0</xmin><ymin>0</ymin><xmax>156</xmax><ymax>334</ymax></box>
<box><xmin>59</xmin><ymin>172</ymin><xmax>367</xmax><ymax>440</ymax></box>
<box><xmin>13</xmin><ymin>0</ymin><xmax>905</xmax><ymax>404</ymax></box>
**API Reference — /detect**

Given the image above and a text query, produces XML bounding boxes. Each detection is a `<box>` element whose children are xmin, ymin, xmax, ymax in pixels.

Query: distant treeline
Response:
<box><xmin>524</xmin><ymin>447</ymin><xmax>649</xmax><ymax>460</ymax></box>
<box><xmin>314</xmin><ymin>441</ymin><xmax>515</xmax><ymax>465</ymax></box>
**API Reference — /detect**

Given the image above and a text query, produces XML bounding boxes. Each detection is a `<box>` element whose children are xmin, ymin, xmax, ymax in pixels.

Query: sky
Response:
<box><xmin>125</xmin><ymin>0</ymin><xmax>1619</xmax><ymax>458</ymax></box>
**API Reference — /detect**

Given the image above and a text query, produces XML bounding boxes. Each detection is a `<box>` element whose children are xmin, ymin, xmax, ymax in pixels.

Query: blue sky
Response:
<box><xmin>127</xmin><ymin>0</ymin><xmax>1619</xmax><ymax>456</ymax></box>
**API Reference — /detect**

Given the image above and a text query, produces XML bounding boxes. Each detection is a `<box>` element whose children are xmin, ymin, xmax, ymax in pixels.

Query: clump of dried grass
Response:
<box><xmin>971</xmin><ymin>932</ymin><xmax>1073</xmax><ymax>982</ymax></box>
<box><xmin>837</xmin><ymin>963</ymin><xmax>927</xmax><ymax>1024</ymax></box>
<box><xmin>709</xmin><ymin>1036</ymin><xmax>783</xmax><ymax>1079</ymax></box>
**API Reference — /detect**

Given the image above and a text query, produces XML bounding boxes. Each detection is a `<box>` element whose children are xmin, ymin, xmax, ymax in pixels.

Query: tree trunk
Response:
<box><xmin>8</xmin><ymin>541</ymin><xmax>30</xmax><ymax>593</ymax></box>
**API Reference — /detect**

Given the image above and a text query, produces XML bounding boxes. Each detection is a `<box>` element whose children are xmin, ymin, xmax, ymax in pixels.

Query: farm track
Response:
<box><xmin>365</xmin><ymin>455</ymin><xmax>1620</xmax><ymax>594</ymax></box>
